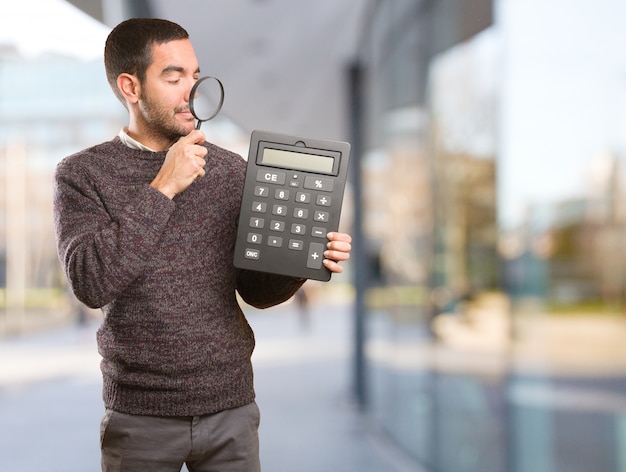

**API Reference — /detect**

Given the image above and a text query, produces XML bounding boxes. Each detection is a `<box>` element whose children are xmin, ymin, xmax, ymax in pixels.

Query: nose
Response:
<box><xmin>185</xmin><ymin>82</ymin><xmax>194</xmax><ymax>103</ymax></box>
<box><xmin>184</xmin><ymin>75</ymin><xmax>199</xmax><ymax>103</ymax></box>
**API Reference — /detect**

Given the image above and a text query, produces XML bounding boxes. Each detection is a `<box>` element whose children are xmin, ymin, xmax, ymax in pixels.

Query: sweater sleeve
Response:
<box><xmin>53</xmin><ymin>157</ymin><xmax>175</xmax><ymax>308</ymax></box>
<box><xmin>235</xmin><ymin>269</ymin><xmax>305</xmax><ymax>309</ymax></box>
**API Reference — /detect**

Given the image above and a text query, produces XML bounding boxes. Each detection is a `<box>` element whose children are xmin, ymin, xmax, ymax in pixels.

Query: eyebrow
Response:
<box><xmin>161</xmin><ymin>66</ymin><xmax>201</xmax><ymax>75</ymax></box>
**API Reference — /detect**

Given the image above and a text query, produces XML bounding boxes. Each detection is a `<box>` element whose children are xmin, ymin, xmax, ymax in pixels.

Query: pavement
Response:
<box><xmin>0</xmin><ymin>299</ymin><xmax>424</xmax><ymax>472</ymax></box>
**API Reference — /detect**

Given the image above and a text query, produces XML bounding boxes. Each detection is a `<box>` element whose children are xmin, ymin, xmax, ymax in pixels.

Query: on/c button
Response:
<box><xmin>306</xmin><ymin>243</ymin><xmax>325</xmax><ymax>269</ymax></box>
<box><xmin>244</xmin><ymin>248</ymin><xmax>260</xmax><ymax>260</ymax></box>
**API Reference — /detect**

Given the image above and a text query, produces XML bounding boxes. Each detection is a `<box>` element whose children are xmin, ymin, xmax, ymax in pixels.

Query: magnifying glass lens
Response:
<box><xmin>189</xmin><ymin>76</ymin><xmax>224</xmax><ymax>129</ymax></box>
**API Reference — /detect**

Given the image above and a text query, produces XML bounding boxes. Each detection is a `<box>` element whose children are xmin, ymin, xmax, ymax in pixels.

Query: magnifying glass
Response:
<box><xmin>189</xmin><ymin>76</ymin><xmax>225</xmax><ymax>129</ymax></box>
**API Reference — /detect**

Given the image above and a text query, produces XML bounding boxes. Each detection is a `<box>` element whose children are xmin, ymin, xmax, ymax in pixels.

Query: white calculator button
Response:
<box><xmin>296</xmin><ymin>192</ymin><xmax>311</xmax><ymax>203</ymax></box>
<box><xmin>268</xmin><ymin>236</ymin><xmax>283</xmax><ymax>247</ymax></box>
<box><xmin>316</xmin><ymin>195</ymin><xmax>331</xmax><ymax>206</ymax></box>
<box><xmin>247</xmin><ymin>233</ymin><xmax>262</xmax><ymax>244</ymax></box>
<box><xmin>244</xmin><ymin>248</ymin><xmax>260</xmax><ymax>260</ymax></box>
<box><xmin>291</xmin><ymin>224</ymin><xmax>306</xmax><ymax>235</ymax></box>
<box><xmin>311</xmin><ymin>227</ymin><xmax>326</xmax><ymax>238</ymax></box>
<box><xmin>304</xmin><ymin>176</ymin><xmax>333</xmax><ymax>192</ymax></box>
<box><xmin>272</xmin><ymin>204</ymin><xmax>287</xmax><ymax>216</ymax></box>
<box><xmin>289</xmin><ymin>240</ymin><xmax>304</xmax><ymax>251</ymax></box>
<box><xmin>293</xmin><ymin>208</ymin><xmax>309</xmax><ymax>219</ymax></box>
<box><xmin>314</xmin><ymin>211</ymin><xmax>329</xmax><ymax>223</ymax></box>
<box><xmin>252</xmin><ymin>202</ymin><xmax>267</xmax><ymax>213</ymax></box>
<box><xmin>249</xmin><ymin>217</ymin><xmax>265</xmax><ymax>229</ymax></box>
<box><xmin>254</xmin><ymin>186</ymin><xmax>269</xmax><ymax>197</ymax></box>
<box><xmin>256</xmin><ymin>169</ymin><xmax>286</xmax><ymax>185</ymax></box>
<box><xmin>306</xmin><ymin>243</ymin><xmax>325</xmax><ymax>269</ymax></box>
<box><xmin>275</xmin><ymin>189</ymin><xmax>290</xmax><ymax>200</ymax></box>
<box><xmin>270</xmin><ymin>220</ymin><xmax>285</xmax><ymax>232</ymax></box>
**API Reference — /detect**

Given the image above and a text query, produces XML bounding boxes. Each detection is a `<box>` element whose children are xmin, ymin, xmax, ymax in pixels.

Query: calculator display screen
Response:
<box><xmin>261</xmin><ymin>148</ymin><xmax>335</xmax><ymax>174</ymax></box>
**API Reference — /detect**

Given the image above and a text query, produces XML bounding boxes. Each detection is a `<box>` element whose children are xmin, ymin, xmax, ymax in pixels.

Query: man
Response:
<box><xmin>53</xmin><ymin>18</ymin><xmax>351</xmax><ymax>472</ymax></box>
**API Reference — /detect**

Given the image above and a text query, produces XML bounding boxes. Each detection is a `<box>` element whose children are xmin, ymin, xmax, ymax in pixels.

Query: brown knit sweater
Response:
<box><xmin>53</xmin><ymin>137</ymin><xmax>303</xmax><ymax>416</ymax></box>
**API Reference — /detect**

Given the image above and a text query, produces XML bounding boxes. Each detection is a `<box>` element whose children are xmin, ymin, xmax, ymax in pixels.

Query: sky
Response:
<box><xmin>0</xmin><ymin>0</ymin><xmax>110</xmax><ymax>60</ymax></box>
<box><xmin>420</xmin><ymin>0</ymin><xmax>626</xmax><ymax>230</ymax></box>
<box><xmin>497</xmin><ymin>0</ymin><xmax>626</xmax><ymax>229</ymax></box>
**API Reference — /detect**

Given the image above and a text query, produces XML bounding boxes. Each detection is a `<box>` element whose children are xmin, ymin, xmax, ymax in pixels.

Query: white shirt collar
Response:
<box><xmin>118</xmin><ymin>127</ymin><xmax>158</xmax><ymax>152</ymax></box>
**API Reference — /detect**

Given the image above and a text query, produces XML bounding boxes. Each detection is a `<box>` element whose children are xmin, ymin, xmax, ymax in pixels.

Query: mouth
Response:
<box><xmin>176</xmin><ymin>108</ymin><xmax>195</xmax><ymax>121</ymax></box>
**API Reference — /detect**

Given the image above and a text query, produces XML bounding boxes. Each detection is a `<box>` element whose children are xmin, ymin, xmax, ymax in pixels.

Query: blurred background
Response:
<box><xmin>2</xmin><ymin>0</ymin><xmax>626</xmax><ymax>471</ymax></box>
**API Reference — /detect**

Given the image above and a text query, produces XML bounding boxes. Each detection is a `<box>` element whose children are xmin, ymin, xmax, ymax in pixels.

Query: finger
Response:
<box><xmin>195</xmin><ymin>144</ymin><xmax>208</xmax><ymax>158</ymax></box>
<box><xmin>323</xmin><ymin>259</ymin><xmax>344</xmax><ymax>274</ymax></box>
<box><xmin>324</xmin><ymin>249</ymin><xmax>350</xmax><ymax>262</ymax></box>
<box><xmin>179</xmin><ymin>129</ymin><xmax>206</xmax><ymax>145</ymax></box>
<box><xmin>326</xmin><ymin>232</ymin><xmax>352</xmax><ymax>244</ymax></box>
<box><xmin>326</xmin><ymin>240</ymin><xmax>351</xmax><ymax>252</ymax></box>
<box><xmin>193</xmin><ymin>157</ymin><xmax>207</xmax><ymax>178</ymax></box>
<box><xmin>326</xmin><ymin>239</ymin><xmax>352</xmax><ymax>258</ymax></box>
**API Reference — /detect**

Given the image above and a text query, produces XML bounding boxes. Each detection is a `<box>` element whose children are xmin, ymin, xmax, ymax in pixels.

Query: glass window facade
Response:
<box><xmin>0</xmin><ymin>57</ymin><xmax>125</xmax><ymax>318</ymax></box>
<box><xmin>359</xmin><ymin>1</ymin><xmax>626</xmax><ymax>471</ymax></box>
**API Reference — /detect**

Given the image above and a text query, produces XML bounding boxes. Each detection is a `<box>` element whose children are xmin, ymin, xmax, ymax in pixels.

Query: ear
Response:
<box><xmin>117</xmin><ymin>73</ymin><xmax>141</xmax><ymax>104</ymax></box>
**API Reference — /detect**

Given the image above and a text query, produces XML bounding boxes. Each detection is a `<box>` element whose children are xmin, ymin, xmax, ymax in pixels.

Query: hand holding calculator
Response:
<box><xmin>233</xmin><ymin>130</ymin><xmax>351</xmax><ymax>281</ymax></box>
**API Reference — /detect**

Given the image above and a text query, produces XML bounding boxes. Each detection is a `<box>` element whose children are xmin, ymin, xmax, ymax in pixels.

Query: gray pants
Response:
<box><xmin>100</xmin><ymin>402</ymin><xmax>261</xmax><ymax>472</ymax></box>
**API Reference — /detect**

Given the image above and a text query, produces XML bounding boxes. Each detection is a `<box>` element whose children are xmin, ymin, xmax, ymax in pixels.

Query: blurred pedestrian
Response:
<box><xmin>53</xmin><ymin>18</ymin><xmax>351</xmax><ymax>472</ymax></box>
<box><xmin>295</xmin><ymin>286</ymin><xmax>310</xmax><ymax>331</ymax></box>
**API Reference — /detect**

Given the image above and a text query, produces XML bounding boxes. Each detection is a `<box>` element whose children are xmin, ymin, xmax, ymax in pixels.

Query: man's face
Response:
<box><xmin>138</xmin><ymin>39</ymin><xmax>200</xmax><ymax>145</ymax></box>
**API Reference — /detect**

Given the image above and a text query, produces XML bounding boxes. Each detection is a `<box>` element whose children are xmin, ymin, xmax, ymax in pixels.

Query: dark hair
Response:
<box><xmin>104</xmin><ymin>18</ymin><xmax>189</xmax><ymax>105</ymax></box>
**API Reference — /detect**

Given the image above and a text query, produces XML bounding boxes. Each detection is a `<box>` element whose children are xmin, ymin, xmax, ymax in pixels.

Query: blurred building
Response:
<box><xmin>357</xmin><ymin>2</ymin><xmax>626</xmax><ymax>472</ymax></box>
<box><xmin>0</xmin><ymin>51</ymin><xmax>126</xmax><ymax>327</ymax></box>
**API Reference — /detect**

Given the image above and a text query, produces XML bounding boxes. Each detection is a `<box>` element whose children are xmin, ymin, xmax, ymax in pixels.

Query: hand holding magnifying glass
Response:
<box><xmin>189</xmin><ymin>76</ymin><xmax>225</xmax><ymax>129</ymax></box>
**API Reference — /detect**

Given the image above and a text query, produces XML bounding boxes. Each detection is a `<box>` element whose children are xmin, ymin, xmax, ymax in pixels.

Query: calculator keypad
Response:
<box><xmin>243</xmin><ymin>171</ymin><xmax>330</xmax><ymax>264</ymax></box>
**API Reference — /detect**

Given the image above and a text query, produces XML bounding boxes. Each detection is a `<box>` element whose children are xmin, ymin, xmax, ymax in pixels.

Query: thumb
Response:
<box><xmin>178</xmin><ymin>129</ymin><xmax>206</xmax><ymax>145</ymax></box>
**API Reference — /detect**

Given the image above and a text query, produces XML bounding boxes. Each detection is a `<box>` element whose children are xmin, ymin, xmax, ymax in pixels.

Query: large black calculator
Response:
<box><xmin>233</xmin><ymin>130</ymin><xmax>351</xmax><ymax>281</ymax></box>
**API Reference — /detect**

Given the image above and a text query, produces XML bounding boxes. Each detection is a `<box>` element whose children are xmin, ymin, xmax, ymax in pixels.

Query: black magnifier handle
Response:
<box><xmin>189</xmin><ymin>76</ymin><xmax>225</xmax><ymax>130</ymax></box>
